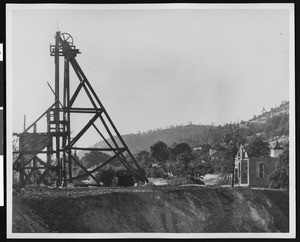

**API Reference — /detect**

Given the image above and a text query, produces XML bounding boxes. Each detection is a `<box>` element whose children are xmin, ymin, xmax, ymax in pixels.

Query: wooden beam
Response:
<box><xmin>35</xmin><ymin>156</ymin><xmax>52</xmax><ymax>168</ymax></box>
<box><xmin>71</xmin><ymin>147</ymin><xmax>125</xmax><ymax>152</ymax></box>
<box><xmin>70</xmin><ymin>154</ymin><xmax>99</xmax><ymax>183</ymax></box>
<box><xmin>24</xmin><ymin>169</ymin><xmax>35</xmax><ymax>184</ymax></box>
<box><xmin>23</xmin><ymin>103</ymin><xmax>56</xmax><ymax>133</ymax></box>
<box><xmin>68</xmin><ymin>114</ymin><xmax>98</xmax><ymax>147</ymax></box>
<box><xmin>37</xmin><ymin>169</ymin><xmax>50</xmax><ymax>185</ymax></box>
<box><xmin>69</xmin><ymin>82</ymin><xmax>84</xmax><ymax>107</ymax></box>
<box><xmin>72</xmin><ymin>149</ymin><xmax>124</xmax><ymax>180</ymax></box>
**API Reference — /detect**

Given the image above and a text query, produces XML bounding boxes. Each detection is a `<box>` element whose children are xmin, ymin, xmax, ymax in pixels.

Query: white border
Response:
<box><xmin>5</xmin><ymin>3</ymin><xmax>294</xmax><ymax>10</ymax></box>
<box><xmin>6</xmin><ymin>3</ymin><xmax>295</xmax><ymax>239</ymax></box>
<box><xmin>0</xmin><ymin>43</ymin><xmax>3</xmax><ymax>61</ymax></box>
<box><xmin>0</xmin><ymin>155</ymin><xmax>3</xmax><ymax>207</ymax></box>
<box><xmin>0</xmin><ymin>43</ymin><xmax>3</xmax><ymax>207</ymax></box>
<box><xmin>288</xmin><ymin>4</ymin><xmax>296</xmax><ymax>238</ymax></box>
<box><xmin>6</xmin><ymin>3</ymin><xmax>13</xmax><ymax>236</ymax></box>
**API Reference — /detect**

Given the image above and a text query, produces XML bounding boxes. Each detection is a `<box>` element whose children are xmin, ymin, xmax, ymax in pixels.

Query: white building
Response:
<box><xmin>270</xmin><ymin>141</ymin><xmax>284</xmax><ymax>158</ymax></box>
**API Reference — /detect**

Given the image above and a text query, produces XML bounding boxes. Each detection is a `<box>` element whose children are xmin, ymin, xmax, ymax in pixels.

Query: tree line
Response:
<box><xmin>76</xmin><ymin>125</ymin><xmax>289</xmax><ymax>189</ymax></box>
<box><xmin>72</xmin><ymin>101</ymin><xmax>290</xmax><ymax>188</ymax></box>
<box><xmin>92</xmin><ymin>101</ymin><xmax>289</xmax><ymax>154</ymax></box>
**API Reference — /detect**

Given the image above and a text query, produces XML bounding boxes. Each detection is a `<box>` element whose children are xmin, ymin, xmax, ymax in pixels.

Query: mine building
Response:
<box><xmin>116</xmin><ymin>170</ymin><xmax>135</xmax><ymax>186</ymax></box>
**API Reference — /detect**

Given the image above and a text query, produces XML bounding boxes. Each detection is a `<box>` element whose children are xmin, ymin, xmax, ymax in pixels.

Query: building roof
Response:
<box><xmin>272</xmin><ymin>141</ymin><xmax>284</xmax><ymax>150</ymax></box>
<box><xmin>210</xmin><ymin>150</ymin><xmax>226</xmax><ymax>158</ymax></box>
<box><xmin>210</xmin><ymin>143</ymin><xmax>220</xmax><ymax>150</ymax></box>
<box><xmin>116</xmin><ymin>170</ymin><xmax>133</xmax><ymax>176</ymax></box>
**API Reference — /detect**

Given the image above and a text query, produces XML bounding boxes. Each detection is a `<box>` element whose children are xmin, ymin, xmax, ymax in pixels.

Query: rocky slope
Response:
<box><xmin>13</xmin><ymin>186</ymin><xmax>289</xmax><ymax>233</ymax></box>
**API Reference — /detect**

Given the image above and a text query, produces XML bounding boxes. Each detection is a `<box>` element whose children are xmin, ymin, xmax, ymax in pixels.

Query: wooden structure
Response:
<box><xmin>116</xmin><ymin>170</ymin><xmax>135</xmax><ymax>186</ymax></box>
<box><xmin>13</xmin><ymin>31</ymin><xmax>148</xmax><ymax>187</ymax></box>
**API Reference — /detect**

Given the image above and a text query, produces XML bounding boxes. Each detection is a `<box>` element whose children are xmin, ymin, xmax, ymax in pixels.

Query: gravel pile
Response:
<box><xmin>14</xmin><ymin>186</ymin><xmax>153</xmax><ymax>199</ymax></box>
<box><xmin>13</xmin><ymin>184</ymin><xmax>210</xmax><ymax>200</ymax></box>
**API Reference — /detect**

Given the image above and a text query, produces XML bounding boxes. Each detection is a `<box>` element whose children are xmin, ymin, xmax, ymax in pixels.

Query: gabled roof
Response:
<box><xmin>272</xmin><ymin>141</ymin><xmax>284</xmax><ymax>150</ymax></box>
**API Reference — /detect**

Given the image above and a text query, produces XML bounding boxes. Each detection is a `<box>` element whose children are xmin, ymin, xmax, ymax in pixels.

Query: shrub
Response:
<box><xmin>269</xmin><ymin>149</ymin><xmax>289</xmax><ymax>189</ymax></box>
<box><xmin>149</xmin><ymin>167</ymin><xmax>168</xmax><ymax>178</ymax></box>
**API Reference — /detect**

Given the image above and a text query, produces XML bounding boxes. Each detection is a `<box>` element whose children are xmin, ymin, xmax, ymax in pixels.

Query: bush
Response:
<box><xmin>269</xmin><ymin>149</ymin><xmax>289</xmax><ymax>189</ymax></box>
<box><xmin>150</xmin><ymin>167</ymin><xmax>168</xmax><ymax>178</ymax></box>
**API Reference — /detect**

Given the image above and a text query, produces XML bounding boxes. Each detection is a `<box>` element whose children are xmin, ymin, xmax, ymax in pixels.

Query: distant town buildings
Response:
<box><xmin>209</xmin><ymin>148</ymin><xmax>217</xmax><ymax>157</ymax></box>
<box><xmin>209</xmin><ymin>145</ymin><xmax>226</xmax><ymax>161</ymax></box>
<box><xmin>209</xmin><ymin>150</ymin><xmax>226</xmax><ymax>161</ymax></box>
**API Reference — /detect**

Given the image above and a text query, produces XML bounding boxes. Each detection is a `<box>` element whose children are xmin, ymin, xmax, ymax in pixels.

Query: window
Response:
<box><xmin>256</xmin><ymin>162</ymin><xmax>264</xmax><ymax>178</ymax></box>
<box><xmin>259</xmin><ymin>163</ymin><xmax>264</xmax><ymax>178</ymax></box>
<box><xmin>238</xmin><ymin>163</ymin><xmax>241</xmax><ymax>177</ymax></box>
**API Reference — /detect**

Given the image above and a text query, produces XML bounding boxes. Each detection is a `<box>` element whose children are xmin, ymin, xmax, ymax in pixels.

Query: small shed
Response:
<box><xmin>116</xmin><ymin>170</ymin><xmax>135</xmax><ymax>186</ymax></box>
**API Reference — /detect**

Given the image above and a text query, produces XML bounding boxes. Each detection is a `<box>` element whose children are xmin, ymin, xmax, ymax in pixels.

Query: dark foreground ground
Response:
<box><xmin>12</xmin><ymin>185</ymin><xmax>289</xmax><ymax>233</ymax></box>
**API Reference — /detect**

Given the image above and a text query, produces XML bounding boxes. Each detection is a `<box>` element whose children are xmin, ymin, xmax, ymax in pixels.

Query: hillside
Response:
<box><xmin>248</xmin><ymin>100</ymin><xmax>289</xmax><ymax>124</ymax></box>
<box><xmin>88</xmin><ymin>101</ymin><xmax>289</xmax><ymax>156</ymax></box>
<box><xmin>13</xmin><ymin>186</ymin><xmax>289</xmax><ymax>233</ymax></box>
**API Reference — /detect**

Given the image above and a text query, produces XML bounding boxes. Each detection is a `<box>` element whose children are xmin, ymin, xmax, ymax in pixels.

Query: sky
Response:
<box><xmin>8</xmin><ymin>4</ymin><xmax>292</xmax><ymax>148</ymax></box>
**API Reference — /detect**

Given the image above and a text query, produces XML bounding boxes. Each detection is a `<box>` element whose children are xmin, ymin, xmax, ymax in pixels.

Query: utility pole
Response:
<box><xmin>231</xmin><ymin>123</ymin><xmax>239</xmax><ymax>187</ymax></box>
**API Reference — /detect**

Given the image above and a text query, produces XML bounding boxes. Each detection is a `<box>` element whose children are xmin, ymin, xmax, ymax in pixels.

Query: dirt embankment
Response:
<box><xmin>12</xmin><ymin>186</ymin><xmax>289</xmax><ymax>233</ymax></box>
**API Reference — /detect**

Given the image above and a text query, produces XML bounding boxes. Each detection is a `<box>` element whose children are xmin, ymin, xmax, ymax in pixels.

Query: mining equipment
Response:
<box><xmin>13</xmin><ymin>32</ymin><xmax>148</xmax><ymax>187</ymax></box>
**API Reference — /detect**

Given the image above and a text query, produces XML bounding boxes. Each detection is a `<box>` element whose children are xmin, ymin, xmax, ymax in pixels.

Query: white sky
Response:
<box><xmin>9</xmin><ymin>5</ymin><xmax>291</xmax><ymax>148</ymax></box>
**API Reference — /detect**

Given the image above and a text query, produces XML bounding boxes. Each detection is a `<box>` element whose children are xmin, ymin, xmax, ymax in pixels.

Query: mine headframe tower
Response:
<box><xmin>13</xmin><ymin>31</ymin><xmax>148</xmax><ymax>187</ymax></box>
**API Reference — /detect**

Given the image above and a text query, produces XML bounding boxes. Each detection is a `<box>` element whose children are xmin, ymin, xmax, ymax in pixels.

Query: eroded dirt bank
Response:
<box><xmin>12</xmin><ymin>186</ymin><xmax>289</xmax><ymax>233</ymax></box>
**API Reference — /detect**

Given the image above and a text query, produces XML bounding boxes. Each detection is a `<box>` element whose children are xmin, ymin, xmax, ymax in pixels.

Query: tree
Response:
<box><xmin>187</xmin><ymin>160</ymin><xmax>205</xmax><ymax>177</ymax></box>
<box><xmin>135</xmin><ymin>150</ymin><xmax>153</xmax><ymax>176</ymax></box>
<box><xmin>135</xmin><ymin>150</ymin><xmax>152</xmax><ymax>166</ymax></box>
<box><xmin>192</xmin><ymin>144</ymin><xmax>211</xmax><ymax>163</ymax></box>
<box><xmin>169</xmin><ymin>142</ymin><xmax>192</xmax><ymax>160</ymax></box>
<box><xmin>174</xmin><ymin>143</ymin><xmax>192</xmax><ymax>155</ymax></box>
<box><xmin>150</xmin><ymin>141</ymin><xmax>169</xmax><ymax>163</ymax></box>
<box><xmin>221</xmin><ymin>123</ymin><xmax>240</xmax><ymax>187</ymax></box>
<box><xmin>269</xmin><ymin>148</ymin><xmax>289</xmax><ymax>189</ymax></box>
<box><xmin>211</xmin><ymin>143</ymin><xmax>227</xmax><ymax>152</ymax></box>
<box><xmin>176</xmin><ymin>152</ymin><xmax>192</xmax><ymax>174</ymax></box>
<box><xmin>222</xmin><ymin>133</ymin><xmax>233</xmax><ymax>147</ymax></box>
<box><xmin>201</xmin><ymin>144</ymin><xmax>212</xmax><ymax>154</ymax></box>
<box><xmin>80</xmin><ymin>151</ymin><xmax>114</xmax><ymax>169</ymax></box>
<box><xmin>246</xmin><ymin>137</ymin><xmax>270</xmax><ymax>158</ymax></box>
